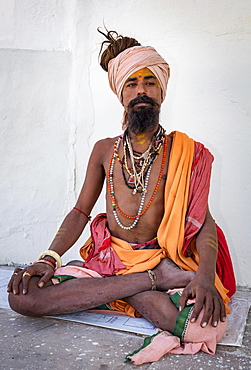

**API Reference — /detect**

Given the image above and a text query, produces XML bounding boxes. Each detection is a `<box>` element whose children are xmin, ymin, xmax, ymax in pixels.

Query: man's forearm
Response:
<box><xmin>47</xmin><ymin>209</ymin><xmax>89</xmax><ymax>257</ymax></box>
<box><xmin>180</xmin><ymin>206</ymin><xmax>226</xmax><ymax>327</ymax></box>
<box><xmin>195</xmin><ymin>207</ymin><xmax>218</xmax><ymax>281</ymax></box>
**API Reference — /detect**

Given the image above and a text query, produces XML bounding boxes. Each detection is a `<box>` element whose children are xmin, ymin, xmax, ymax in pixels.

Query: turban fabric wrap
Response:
<box><xmin>108</xmin><ymin>46</ymin><xmax>170</xmax><ymax>104</ymax></box>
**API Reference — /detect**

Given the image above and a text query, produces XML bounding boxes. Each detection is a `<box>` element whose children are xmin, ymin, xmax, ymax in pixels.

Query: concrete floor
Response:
<box><xmin>1</xmin><ymin>267</ymin><xmax>251</xmax><ymax>370</ymax></box>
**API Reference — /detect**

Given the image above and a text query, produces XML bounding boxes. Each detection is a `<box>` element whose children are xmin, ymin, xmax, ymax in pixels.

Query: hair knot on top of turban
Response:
<box><xmin>108</xmin><ymin>45</ymin><xmax>170</xmax><ymax>104</ymax></box>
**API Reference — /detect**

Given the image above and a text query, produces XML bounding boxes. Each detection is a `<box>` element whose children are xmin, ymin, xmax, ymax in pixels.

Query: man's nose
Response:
<box><xmin>137</xmin><ymin>81</ymin><xmax>147</xmax><ymax>96</ymax></box>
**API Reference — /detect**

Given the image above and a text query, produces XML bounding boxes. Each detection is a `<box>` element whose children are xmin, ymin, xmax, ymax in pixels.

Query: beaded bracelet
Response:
<box><xmin>37</xmin><ymin>250</ymin><xmax>62</xmax><ymax>268</ymax></box>
<box><xmin>147</xmin><ymin>270</ymin><xmax>157</xmax><ymax>291</ymax></box>
<box><xmin>33</xmin><ymin>259</ymin><xmax>55</xmax><ymax>269</ymax></box>
<box><xmin>73</xmin><ymin>207</ymin><xmax>91</xmax><ymax>221</ymax></box>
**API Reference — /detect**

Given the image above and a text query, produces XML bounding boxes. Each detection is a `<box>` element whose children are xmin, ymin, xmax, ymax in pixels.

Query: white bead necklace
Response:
<box><xmin>109</xmin><ymin>136</ymin><xmax>152</xmax><ymax>230</ymax></box>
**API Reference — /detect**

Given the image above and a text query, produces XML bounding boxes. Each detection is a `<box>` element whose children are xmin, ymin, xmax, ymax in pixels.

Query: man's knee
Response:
<box><xmin>8</xmin><ymin>277</ymin><xmax>47</xmax><ymax>317</ymax></box>
<box><xmin>8</xmin><ymin>291</ymin><xmax>43</xmax><ymax>317</ymax></box>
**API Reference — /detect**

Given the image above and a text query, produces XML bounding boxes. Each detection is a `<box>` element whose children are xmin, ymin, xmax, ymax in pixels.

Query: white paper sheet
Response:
<box><xmin>50</xmin><ymin>311</ymin><xmax>157</xmax><ymax>336</ymax></box>
<box><xmin>218</xmin><ymin>297</ymin><xmax>250</xmax><ymax>346</ymax></box>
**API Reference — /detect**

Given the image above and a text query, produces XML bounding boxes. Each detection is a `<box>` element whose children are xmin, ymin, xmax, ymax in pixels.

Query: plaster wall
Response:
<box><xmin>0</xmin><ymin>0</ymin><xmax>250</xmax><ymax>287</ymax></box>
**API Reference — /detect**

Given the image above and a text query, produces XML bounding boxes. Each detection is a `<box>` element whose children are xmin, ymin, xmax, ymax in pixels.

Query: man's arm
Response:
<box><xmin>8</xmin><ymin>140</ymin><xmax>106</xmax><ymax>294</ymax></box>
<box><xmin>45</xmin><ymin>139</ymin><xmax>106</xmax><ymax>258</ymax></box>
<box><xmin>179</xmin><ymin>206</ymin><xmax>226</xmax><ymax>327</ymax></box>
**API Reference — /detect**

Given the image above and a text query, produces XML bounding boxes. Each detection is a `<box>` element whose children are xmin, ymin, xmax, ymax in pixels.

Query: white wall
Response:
<box><xmin>0</xmin><ymin>0</ymin><xmax>250</xmax><ymax>287</ymax></box>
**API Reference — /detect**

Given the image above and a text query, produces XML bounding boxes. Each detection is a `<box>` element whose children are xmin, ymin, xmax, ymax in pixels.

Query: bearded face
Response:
<box><xmin>126</xmin><ymin>95</ymin><xmax>160</xmax><ymax>135</ymax></box>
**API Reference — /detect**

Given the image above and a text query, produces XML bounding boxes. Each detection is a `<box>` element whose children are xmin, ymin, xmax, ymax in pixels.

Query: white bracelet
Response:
<box><xmin>37</xmin><ymin>250</ymin><xmax>62</xmax><ymax>268</ymax></box>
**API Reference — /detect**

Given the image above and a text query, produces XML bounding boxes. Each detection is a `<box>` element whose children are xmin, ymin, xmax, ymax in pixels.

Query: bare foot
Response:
<box><xmin>153</xmin><ymin>258</ymin><xmax>195</xmax><ymax>291</ymax></box>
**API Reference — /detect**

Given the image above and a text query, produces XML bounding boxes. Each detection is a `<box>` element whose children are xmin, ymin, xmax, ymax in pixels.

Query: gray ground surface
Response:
<box><xmin>1</xmin><ymin>267</ymin><xmax>250</xmax><ymax>370</ymax></box>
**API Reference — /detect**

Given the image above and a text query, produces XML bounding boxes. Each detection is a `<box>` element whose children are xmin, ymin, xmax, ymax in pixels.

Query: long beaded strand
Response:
<box><xmin>116</xmin><ymin>135</ymin><xmax>167</xmax><ymax>219</ymax></box>
<box><xmin>108</xmin><ymin>135</ymin><xmax>167</xmax><ymax>226</ymax></box>
<box><xmin>113</xmin><ymin>166</ymin><xmax>152</xmax><ymax>230</ymax></box>
<box><xmin>108</xmin><ymin>136</ymin><xmax>153</xmax><ymax>230</ymax></box>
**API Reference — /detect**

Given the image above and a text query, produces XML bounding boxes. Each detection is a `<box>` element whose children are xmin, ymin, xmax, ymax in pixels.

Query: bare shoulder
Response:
<box><xmin>91</xmin><ymin>136</ymin><xmax>120</xmax><ymax>163</ymax></box>
<box><xmin>94</xmin><ymin>136</ymin><xmax>120</xmax><ymax>150</ymax></box>
<box><xmin>76</xmin><ymin>135</ymin><xmax>120</xmax><ymax>211</ymax></box>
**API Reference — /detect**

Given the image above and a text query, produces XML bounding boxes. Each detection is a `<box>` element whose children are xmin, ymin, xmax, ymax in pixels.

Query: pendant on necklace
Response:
<box><xmin>128</xmin><ymin>176</ymin><xmax>134</xmax><ymax>185</ymax></box>
<box><xmin>137</xmin><ymin>186</ymin><xmax>143</xmax><ymax>193</ymax></box>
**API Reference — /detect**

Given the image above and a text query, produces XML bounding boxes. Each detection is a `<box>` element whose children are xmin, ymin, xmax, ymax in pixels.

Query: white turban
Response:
<box><xmin>108</xmin><ymin>45</ymin><xmax>170</xmax><ymax>104</ymax></box>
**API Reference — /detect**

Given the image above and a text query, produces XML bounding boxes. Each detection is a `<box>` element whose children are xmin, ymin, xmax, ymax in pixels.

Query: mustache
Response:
<box><xmin>128</xmin><ymin>95</ymin><xmax>160</xmax><ymax>109</ymax></box>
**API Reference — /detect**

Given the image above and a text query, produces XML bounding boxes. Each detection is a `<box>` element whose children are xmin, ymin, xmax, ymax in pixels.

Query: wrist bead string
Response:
<box><xmin>108</xmin><ymin>134</ymin><xmax>167</xmax><ymax>229</ymax></box>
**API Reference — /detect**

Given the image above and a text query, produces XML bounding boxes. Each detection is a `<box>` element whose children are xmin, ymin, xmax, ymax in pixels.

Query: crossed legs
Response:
<box><xmin>8</xmin><ymin>258</ymin><xmax>194</xmax><ymax>333</ymax></box>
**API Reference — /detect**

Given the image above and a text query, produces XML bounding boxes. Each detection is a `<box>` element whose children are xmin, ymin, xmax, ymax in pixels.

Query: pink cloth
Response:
<box><xmin>82</xmin><ymin>214</ymin><xmax>126</xmax><ymax>276</ymax></box>
<box><xmin>127</xmin><ymin>289</ymin><xmax>227</xmax><ymax>365</ymax></box>
<box><xmin>108</xmin><ymin>45</ymin><xmax>170</xmax><ymax>103</ymax></box>
<box><xmin>127</xmin><ymin>322</ymin><xmax>226</xmax><ymax>366</ymax></box>
<box><xmin>127</xmin><ymin>331</ymin><xmax>180</xmax><ymax>366</ymax></box>
<box><xmin>52</xmin><ymin>265</ymin><xmax>102</xmax><ymax>284</ymax></box>
<box><xmin>183</xmin><ymin>141</ymin><xmax>214</xmax><ymax>245</ymax></box>
<box><xmin>182</xmin><ymin>140</ymin><xmax>236</xmax><ymax>297</ymax></box>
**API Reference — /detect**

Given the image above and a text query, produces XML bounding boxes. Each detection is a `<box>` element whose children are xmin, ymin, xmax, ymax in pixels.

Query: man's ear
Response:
<box><xmin>122</xmin><ymin>110</ymin><xmax>127</xmax><ymax>130</ymax></box>
<box><xmin>161</xmin><ymin>89</ymin><xmax>164</xmax><ymax>102</ymax></box>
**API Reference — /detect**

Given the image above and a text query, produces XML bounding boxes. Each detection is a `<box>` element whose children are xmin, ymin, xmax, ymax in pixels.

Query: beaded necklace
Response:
<box><xmin>122</xmin><ymin>126</ymin><xmax>165</xmax><ymax>193</ymax></box>
<box><xmin>108</xmin><ymin>134</ymin><xmax>167</xmax><ymax>229</ymax></box>
<box><xmin>125</xmin><ymin>134</ymin><xmax>151</xmax><ymax>193</ymax></box>
<box><xmin>121</xmin><ymin>143</ymin><xmax>162</xmax><ymax>191</ymax></box>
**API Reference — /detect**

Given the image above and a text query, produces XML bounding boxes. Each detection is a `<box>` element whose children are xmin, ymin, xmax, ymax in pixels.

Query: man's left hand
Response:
<box><xmin>178</xmin><ymin>275</ymin><xmax>226</xmax><ymax>327</ymax></box>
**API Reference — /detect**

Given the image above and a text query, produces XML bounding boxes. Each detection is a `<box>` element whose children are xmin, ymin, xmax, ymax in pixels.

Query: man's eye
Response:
<box><xmin>127</xmin><ymin>83</ymin><xmax>136</xmax><ymax>88</ymax></box>
<box><xmin>146</xmin><ymin>82</ymin><xmax>155</xmax><ymax>86</ymax></box>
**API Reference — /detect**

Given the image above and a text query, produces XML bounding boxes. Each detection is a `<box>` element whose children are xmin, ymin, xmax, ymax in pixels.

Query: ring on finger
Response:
<box><xmin>22</xmin><ymin>271</ymin><xmax>31</xmax><ymax>278</ymax></box>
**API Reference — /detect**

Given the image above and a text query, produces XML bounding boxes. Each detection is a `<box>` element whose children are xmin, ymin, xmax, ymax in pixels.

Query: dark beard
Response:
<box><xmin>126</xmin><ymin>96</ymin><xmax>160</xmax><ymax>135</ymax></box>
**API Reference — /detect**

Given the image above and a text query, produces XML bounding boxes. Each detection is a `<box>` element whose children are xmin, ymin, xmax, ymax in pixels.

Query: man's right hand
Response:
<box><xmin>7</xmin><ymin>263</ymin><xmax>55</xmax><ymax>295</ymax></box>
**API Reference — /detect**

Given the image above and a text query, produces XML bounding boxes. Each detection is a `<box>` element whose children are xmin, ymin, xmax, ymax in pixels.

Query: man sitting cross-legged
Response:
<box><xmin>7</xmin><ymin>29</ymin><xmax>236</xmax><ymax>364</ymax></box>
